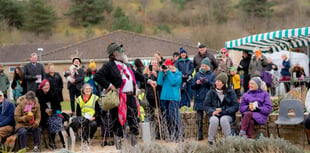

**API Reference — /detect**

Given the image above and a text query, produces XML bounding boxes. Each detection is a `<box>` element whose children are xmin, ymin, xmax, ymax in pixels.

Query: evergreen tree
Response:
<box><xmin>238</xmin><ymin>0</ymin><xmax>274</xmax><ymax>18</ymax></box>
<box><xmin>0</xmin><ymin>0</ymin><xmax>24</xmax><ymax>28</ymax></box>
<box><xmin>23</xmin><ymin>0</ymin><xmax>56</xmax><ymax>35</ymax></box>
<box><xmin>112</xmin><ymin>7</ymin><xmax>143</xmax><ymax>33</ymax></box>
<box><xmin>66</xmin><ymin>0</ymin><xmax>113</xmax><ymax>26</ymax></box>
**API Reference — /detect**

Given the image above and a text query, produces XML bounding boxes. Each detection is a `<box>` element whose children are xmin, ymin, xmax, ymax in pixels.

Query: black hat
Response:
<box><xmin>72</xmin><ymin>57</ymin><xmax>81</xmax><ymax>64</ymax></box>
<box><xmin>198</xmin><ymin>44</ymin><xmax>206</xmax><ymax>48</ymax></box>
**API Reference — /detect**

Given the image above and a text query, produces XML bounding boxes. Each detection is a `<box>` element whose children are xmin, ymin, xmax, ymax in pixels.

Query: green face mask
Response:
<box><xmin>201</xmin><ymin>69</ymin><xmax>206</xmax><ymax>74</ymax></box>
<box><xmin>117</xmin><ymin>47</ymin><xmax>124</xmax><ymax>53</ymax></box>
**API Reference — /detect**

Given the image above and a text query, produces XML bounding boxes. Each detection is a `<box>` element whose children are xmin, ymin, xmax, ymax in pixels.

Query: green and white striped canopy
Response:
<box><xmin>225</xmin><ymin>27</ymin><xmax>310</xmax><ymax>53</ymax></box>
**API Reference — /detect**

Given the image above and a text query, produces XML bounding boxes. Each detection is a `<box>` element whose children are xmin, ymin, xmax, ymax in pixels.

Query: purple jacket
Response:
<box><xmin>240</xmin><ymin>89</ymin><xmax>272</xmax><ymax>125</ymax></box>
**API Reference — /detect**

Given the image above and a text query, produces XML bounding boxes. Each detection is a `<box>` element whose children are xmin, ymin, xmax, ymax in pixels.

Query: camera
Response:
<box><xmin>149</xmin><ymin>65</ymin><xmax>153</xmax><ymax>71</ymax></box>
<box><xmin>161</xmin><ymin>65</ymin><xmax>167</xmax><ymax>70</ymax></box>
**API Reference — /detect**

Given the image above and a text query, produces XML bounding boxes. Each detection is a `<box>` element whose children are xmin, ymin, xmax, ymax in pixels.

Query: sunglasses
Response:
<box><xmin>221</xmin><ymin>52</ymin><xmax>226</xmax><ymax>54</ymax></box>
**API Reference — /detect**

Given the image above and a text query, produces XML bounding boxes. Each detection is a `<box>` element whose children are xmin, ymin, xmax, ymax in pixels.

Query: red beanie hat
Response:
<box><xmin>38</xmin><ymin>79</ymin><xmax>50</xmax><ymax>90</ymax></box>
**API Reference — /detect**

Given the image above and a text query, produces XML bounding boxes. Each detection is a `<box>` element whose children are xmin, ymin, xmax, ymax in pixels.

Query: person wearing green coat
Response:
<box><xmin>0</xmin><ymin>64</ymin><xmax>10</xmax><ymax>98</ymax></box>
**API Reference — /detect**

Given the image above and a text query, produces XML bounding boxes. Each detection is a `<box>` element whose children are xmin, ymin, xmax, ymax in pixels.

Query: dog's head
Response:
<box><xmin>62</xmin><ymin>112</ymin><xmax>73</xmax><ymax>127</ymax></box>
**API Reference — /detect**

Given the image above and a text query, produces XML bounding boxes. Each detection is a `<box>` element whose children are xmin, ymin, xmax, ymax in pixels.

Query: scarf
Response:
<box><xmin>24</xmin><ymin>102</ymin><xmax>34</xmax><ymax>112</ymax></box>
<box><xmin>216</xmin><ymin>89</ymin><xmax>225</xmax><ymax>103</ymax></box>
<box><xmin>83</xmin><ymin>94</ymin><xmax>91</xmax><ymax>103</ymax></box>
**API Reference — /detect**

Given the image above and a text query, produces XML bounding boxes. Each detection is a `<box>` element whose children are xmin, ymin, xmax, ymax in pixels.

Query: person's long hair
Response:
<box><xmin>13</xmin><ymin>66</ymin><xmax>23</xmax><ymax>81</ymax></box>
<box><xmin>214</xmin><ymin>83</ymin><xmax>229</xmax><ymax>95</ymax></box>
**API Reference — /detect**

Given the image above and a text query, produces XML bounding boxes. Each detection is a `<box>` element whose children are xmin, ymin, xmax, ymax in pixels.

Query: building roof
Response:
<box><xmin>41</xmin><ymin>30</ymin><xmax>217</xmax><ymax>62</ymax></box>
<box><xmin>0</xmin><ymin>30</ymin><xmax>217</xmax><ymax>64</ymax></box>
<box><xmin>0</xmin><ymin>43</ymin><xmax>66</xmax><ymax>63</ymax></box>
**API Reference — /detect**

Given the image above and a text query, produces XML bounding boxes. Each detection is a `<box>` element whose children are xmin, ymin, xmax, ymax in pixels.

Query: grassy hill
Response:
<box><xmin>0</xmin><ymin>0</ymin><xmax>310</xmax><ymax>50</ymax></box>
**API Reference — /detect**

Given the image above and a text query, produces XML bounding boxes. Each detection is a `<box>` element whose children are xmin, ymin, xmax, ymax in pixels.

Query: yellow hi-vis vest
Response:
<box><xmin>76</xmin><ymin>94</ymin><xmax>99</xmax><ymax>117</ymax></box>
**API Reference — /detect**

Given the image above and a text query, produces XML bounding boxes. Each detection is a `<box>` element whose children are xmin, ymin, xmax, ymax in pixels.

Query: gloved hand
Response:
<box><xmin>199</xmin><ymin>77</ymin><xmax>208</xmax><ymax>84</ymax></box>
<box><xmin>56</xmin><ymin>110</ymin><xmax>63</xmax><ymax>118</ymax></box>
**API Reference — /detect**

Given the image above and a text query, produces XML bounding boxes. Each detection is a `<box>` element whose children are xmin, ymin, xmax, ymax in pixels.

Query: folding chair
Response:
<box><xmin>275</xmin><ymin>99</ymin><xmax>305</xmax><ymax>146</ymax></box>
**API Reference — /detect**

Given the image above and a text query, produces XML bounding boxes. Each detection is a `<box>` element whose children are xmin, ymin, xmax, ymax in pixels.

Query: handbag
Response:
<box><xmin>100</xmin><ymin>89</ymin><xmax>120</xmax><ymax>111</ymax></box>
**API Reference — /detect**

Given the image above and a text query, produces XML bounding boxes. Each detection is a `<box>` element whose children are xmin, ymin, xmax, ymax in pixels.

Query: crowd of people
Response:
<box><xmin>0</xmin><ymin>42</ymin><xmax>307</xmax><ymax>152</ymax></box>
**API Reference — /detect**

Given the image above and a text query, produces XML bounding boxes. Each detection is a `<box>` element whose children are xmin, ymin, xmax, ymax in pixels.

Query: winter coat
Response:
<box><xmin>192</xmin><ymin>70</ymin><xmax>216</xmax><ymax>110</ymax></box>
<box><xmin>266</xmin><ymin>63</ymin><xmax>278</xmax><ymax>71</ymax></box>
<box><xmin>175</xmin><ymin>58</ymin><xmax>194</xmax><ymax>77</ymax></box>
<box><xmin>193</xmin><ymin>52</ymin><xmax>218</xmax><ymax>72</ymax></box>
<box><xmin>280</xmin><ymin>59</ymin><xmax>291</xmax><ymax>76</ymax></box>
<box><xmin>36</xmin><ymin>89</ymin><xmax>61</xmax><ymax>126</ymax></box>
<box><xmin>215</xmin><ymin>57</ymin><xmax>233</xmax><ymax>76</ymax></box>
<box><xmin>248</xmin><ymin>55</ymin><xmax>268</xmax><ymax>78</ymax></box>
<box><xmin>64</xmin><ymin>67</ymin><xmax>85</xmax><ymax>90</ymax></box>
<box><xmin>237</xmin><ymin>55</ymin><xmax>252</xmax><ymax>75</ymax></box>
<box><xmin>11</xmin><ymin>76</ymin><xmax>27</xmax><ymax>99</ymax></box>
<box><xmin>23</xmin><ymin>62</ymin><xmax>46</xmax><ymax>92</ymax></box>
<box><xmin>14</xmin><ymin>96</ymin><xmax>41</xmax><ymax>130</ymax></box>
<box><xmin>94</xmin><ymin>60</ymin><xmax>147</xmax><ymax>92</ymax></box>
<box><xmin>240</xmin><ymin>89</ymin><xmax>272</xmax><ymax>125</ymax></box>
<box><xmin>0</xmin><ymin>72</ymin><xmax>10</xmax><ymax>96</ymax></box>
<box><xmin>46</xmin><ymin>72</ymin><xmax>64</xmax><ymax>102</ymax></box>
<box><xmin>157</xmin><ymin>70</ymin><xmax>182</xmax><ymax>101</ymax></box>
<box><xmin>204</xmin><ymin>87</ymin><xmax>239</xmax><ymax>121</ymax></box>
<box><xmin>144</xmin><ymin>72</ymin><xmax>161</xmax><ymax>100</ymax></box>
<box><xmin>0</xmin><ymin>99</ymin><xmax>15</xmax><ymax>127</ymax></box>
<box><xmin>230</xmin><ymin>74</ymin><xmax>241</xmax><ymax>90</ymax></box>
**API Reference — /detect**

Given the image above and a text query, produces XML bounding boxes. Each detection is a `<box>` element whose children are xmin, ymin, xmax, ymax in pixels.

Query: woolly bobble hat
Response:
<box><xmin>216</xmin><ymin>72</ymin><xmax>228</xmax><ymax>84</ymax></box>
<box><xmin>180</xmin><ymin>47</ymin><xmax>187</xmax><ymax>54</ymax></box>
<box><xmin>201</xmin><ymin>57</ymin><xmax>210</xmax><ymax>67</ymax></box>
<box><xmin>164</xmin><ymin>59</ymin><xmax>174</xmax><ymax>66</ymax></box>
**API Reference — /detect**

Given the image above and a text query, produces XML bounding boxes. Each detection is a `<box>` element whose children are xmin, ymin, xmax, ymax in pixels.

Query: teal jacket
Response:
<box><xmin>0</xmin><ymin>72</ymin><xmax>9</xmax><ymax>95</ymax></box>
<box><xmin>157</xmin><ymin>70</ymin><xmax>182</xmax><ymax>101</ymax></box>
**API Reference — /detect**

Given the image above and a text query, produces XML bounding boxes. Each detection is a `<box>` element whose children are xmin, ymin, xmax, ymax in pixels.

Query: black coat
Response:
<box><xmin>94</xmin><ymin>60</ymin><xmax>147</xmax><ymax>90</ymax></box>
<box><xmin>36</xmin><ymin>89</ymin><xmax>61</xmax><ymax>126</ymax></box>
<box><xmin>46</xmin><ymin>72</ymin><xmax>64</xmax><ymax>102</ymax></box>
<box><xmin>204</xmin><ymin>87</ymin><xmax>239</xmax><ymax>122</ymax></box>
<box><xmin>64</xmin><ymin>67</ymin><xmax>85</xmax><ymax>90</ymax></box>
<box><xmin>23</xmin><ymin>62</ymin><xmax>45</xmax><ymax>92</ymax></box>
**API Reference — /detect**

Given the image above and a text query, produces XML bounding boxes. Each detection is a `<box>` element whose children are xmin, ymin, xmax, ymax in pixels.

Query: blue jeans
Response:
<box><xmin>69</xmin><ymin>85</ymin><xmax>81</xmax><ymax>113</ymax></box>
<box><xmin>180</xmin><ymin>81</ymin><xmax>192</xmax><ymax>107</ymax></box>
<box><xmin>160</xmin><ymin>100</ymin><xmax>184</xmax><ymax>141</ymax></box>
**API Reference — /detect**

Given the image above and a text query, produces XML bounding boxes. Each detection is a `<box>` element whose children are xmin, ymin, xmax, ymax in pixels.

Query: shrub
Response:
<box><xmin>122</xmin><ymin>136</ymin><xmax>303</xmax><ymax>153</ymax></box>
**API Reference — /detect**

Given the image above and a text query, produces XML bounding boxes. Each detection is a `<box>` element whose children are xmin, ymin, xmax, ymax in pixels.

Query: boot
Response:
<box><xmin>129</xmin><ymin>134</ymin><xmax>137</xmax><ymax>146</ymax></box>
<box><xmin>197</xmin><ymin>120</ymin><xmax>203</xmax><ymax>141</ymax></box>
<box><xmin>115</xmin><ymin>136</ymin><xmax>122</xmax><ymax>150</ymax></box>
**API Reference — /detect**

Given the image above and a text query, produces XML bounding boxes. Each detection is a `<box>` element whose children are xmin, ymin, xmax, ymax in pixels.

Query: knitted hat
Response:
<box><xmin>107</xmin><ymin>42</ymin><xmax>123</xmax><ymax>55</ymax></box>
<box><xmin>180</xmin><ymin>47</ymin><xmax>187</xmax><ymax>54</ymax></box>
<box><xmin>164</xmin><ymin>59</ymin><xmax>174</xmax><ymax>66</ymax></box>
<box><xmin>251</xmin><ymin>77</ymin><xmax>262</xmax><ymax>89</ymax></box>
<box><xmin>216</xmin><ymin>72</ymin><xmax>228</xmax><ymax>84</ymax></box>
<box><xmin>229</xmin><ymin>67</ymin><xmax>235</xmax><ymax>71</ymax></box>
<box><xmin>89</xmin><ymin>60</ymin><xmax>96</xmax><ymax>69</ymax></box>
<box><xmin>201</xmin><ymin>57</ymin><xmax>210</xmax><ymax>67</ymax></box>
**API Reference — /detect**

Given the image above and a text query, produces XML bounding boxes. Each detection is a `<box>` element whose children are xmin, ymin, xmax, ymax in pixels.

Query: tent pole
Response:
<box><xmin>307</xmin><ymin>45</ymin><xmax>310</xmax><ymax>76</ymax></box>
